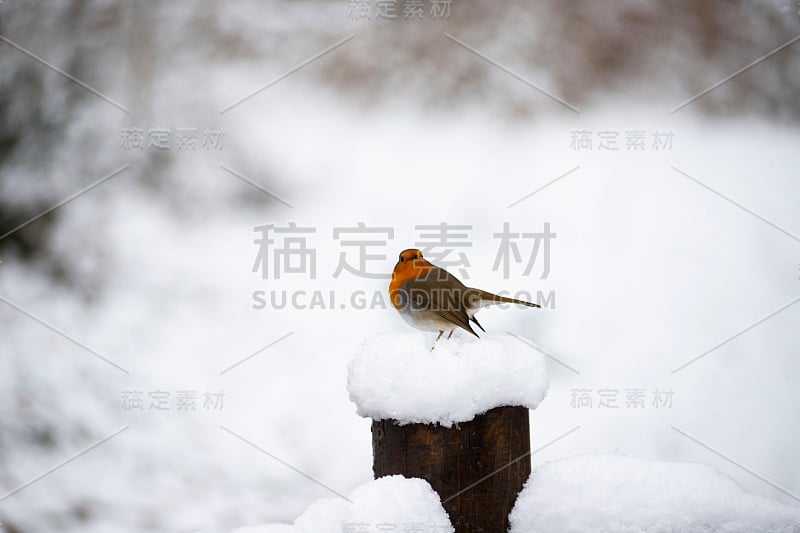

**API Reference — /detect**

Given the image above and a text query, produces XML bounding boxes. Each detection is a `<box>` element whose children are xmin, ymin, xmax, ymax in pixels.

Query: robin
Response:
<box><xmin>389</xmin><ymin>248</ymin><xmax>540</xmax><ymax>342</ymax></box>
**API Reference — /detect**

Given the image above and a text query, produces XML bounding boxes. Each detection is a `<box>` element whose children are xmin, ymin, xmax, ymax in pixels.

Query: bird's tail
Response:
<box><xmin>476</xmin><ymin>290</ymin><xmax>540</xmax><ymax>308</ymax></box>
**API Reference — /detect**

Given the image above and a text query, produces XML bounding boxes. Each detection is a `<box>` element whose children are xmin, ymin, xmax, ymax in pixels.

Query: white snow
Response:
<box><xmin>228</xmin><ymin>475</ymin><xmax>453</xmax><ymax>533</ymax></box>
<box><xmin>347</xmin><ymin>331</ymin><xmax>549</xmax><ymax>426</ymax></box>
<box><xmin>3</xmin><ymin>50</ymin><xmax>800</xmax><ymax>530</ymax></box>
<box><xmin>509</xmin><ymin>454</ymin><xmax>800</xmax><ymax>533</ymax></box>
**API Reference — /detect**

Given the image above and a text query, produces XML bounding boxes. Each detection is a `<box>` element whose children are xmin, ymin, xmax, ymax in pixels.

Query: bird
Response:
<box><xmin>389</xmin><ymin>248</ymin><xmax>540</xmax><ymax>342</ymax></box>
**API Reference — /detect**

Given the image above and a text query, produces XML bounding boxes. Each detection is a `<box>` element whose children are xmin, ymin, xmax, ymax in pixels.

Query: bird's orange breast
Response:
<box><xmin>389</xmin><ymin>259</ymin><xmax>433</xmax><ymax>310</ymax></box>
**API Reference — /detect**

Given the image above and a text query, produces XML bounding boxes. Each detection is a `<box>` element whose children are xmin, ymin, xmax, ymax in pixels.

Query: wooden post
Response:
<box><xmin>371</xmin><ymin>405</ymin><xmax>531</xmax><ymax>533</ymax></box>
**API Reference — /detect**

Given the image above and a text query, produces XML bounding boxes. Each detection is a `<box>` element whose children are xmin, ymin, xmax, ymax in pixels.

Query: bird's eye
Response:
<box><xmin>399</xmin><ymin>255</ymin><xmax>404</xmax><ymax>262</ymax></box>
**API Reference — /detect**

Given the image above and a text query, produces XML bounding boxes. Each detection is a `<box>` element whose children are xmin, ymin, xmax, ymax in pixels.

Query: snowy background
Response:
<box><xmin>1</xmin><ymin>1</ymin><xmax>800</xmax><ymax>532</ymax></box>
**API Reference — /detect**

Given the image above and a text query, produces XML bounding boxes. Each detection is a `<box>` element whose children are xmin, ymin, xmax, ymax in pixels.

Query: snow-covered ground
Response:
<box><xmin>230</xmin><ymin>475</ymin><xmax>453</xmax><ymax>533</ymax></box>
<box><xmin>231</xmin><ymin>454</ymin><xmax>800</xmax><ymax>533</ymax></box>
<box><xmin>2</xmin><ymin>84</ymin><xmax>800</xmax><ymax>531</ymax></box>
<box><xmin>510</xmin><ymin>454</ymin><xmax>800</xmax><ymax>533</ymax></box>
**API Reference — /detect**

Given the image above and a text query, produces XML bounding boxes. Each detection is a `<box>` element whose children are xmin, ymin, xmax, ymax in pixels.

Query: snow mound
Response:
<box><xmin>229</xmin><ymin>475</ymin><xmax>453</xmax><ymax>533</ymax></box>
<box><xmin>347</xmin><ymin>331</ymin><xmax>549</xmax><ymax>426</ymax></box>
<box><xmin>509</xmin><ymin>454</ymin><xmax>800</xmax><ymax>533</ymax></box>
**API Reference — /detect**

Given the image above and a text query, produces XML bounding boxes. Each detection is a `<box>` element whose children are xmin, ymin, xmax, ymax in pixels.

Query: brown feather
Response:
<box><xmin>401</xmin><ymin>274</ymin><xmax>479</xmax><ymax>338</ymax></box>
<box><xmin>475</xmin><ymin>289</ymin><xmax>540</xmax><ymax>308</ymax></box>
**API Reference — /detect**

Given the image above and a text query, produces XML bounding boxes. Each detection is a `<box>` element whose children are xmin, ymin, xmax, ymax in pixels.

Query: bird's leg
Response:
<box><xmin>447</xmin><ymin>329</ymin><xmax>454</xmax><ymax>340</ymax></box>
<box><xmin>431</xmin><ymin>330</ymin><xmax>444</xmax><ymax>352</ymax></box>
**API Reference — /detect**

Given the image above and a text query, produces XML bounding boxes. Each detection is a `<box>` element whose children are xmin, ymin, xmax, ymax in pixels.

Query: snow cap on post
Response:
<box><xmin>347</xmin><ymin>331</ymin><xmax>550</xmax><ymax>427</ymax></box>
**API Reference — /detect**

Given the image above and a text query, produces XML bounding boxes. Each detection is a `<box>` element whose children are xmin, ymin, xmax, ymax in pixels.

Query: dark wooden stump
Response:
<box><xmin>371</xmin><ymin>405</ymin><xmax>531</xmax><ymax>533</ymax></box>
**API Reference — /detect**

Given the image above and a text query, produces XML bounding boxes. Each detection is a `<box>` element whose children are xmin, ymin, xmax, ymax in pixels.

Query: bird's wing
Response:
<box><xmin>401</xmin><ymin>272</ymin><xmax>478</xmax><ymax>337</ymax></box>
